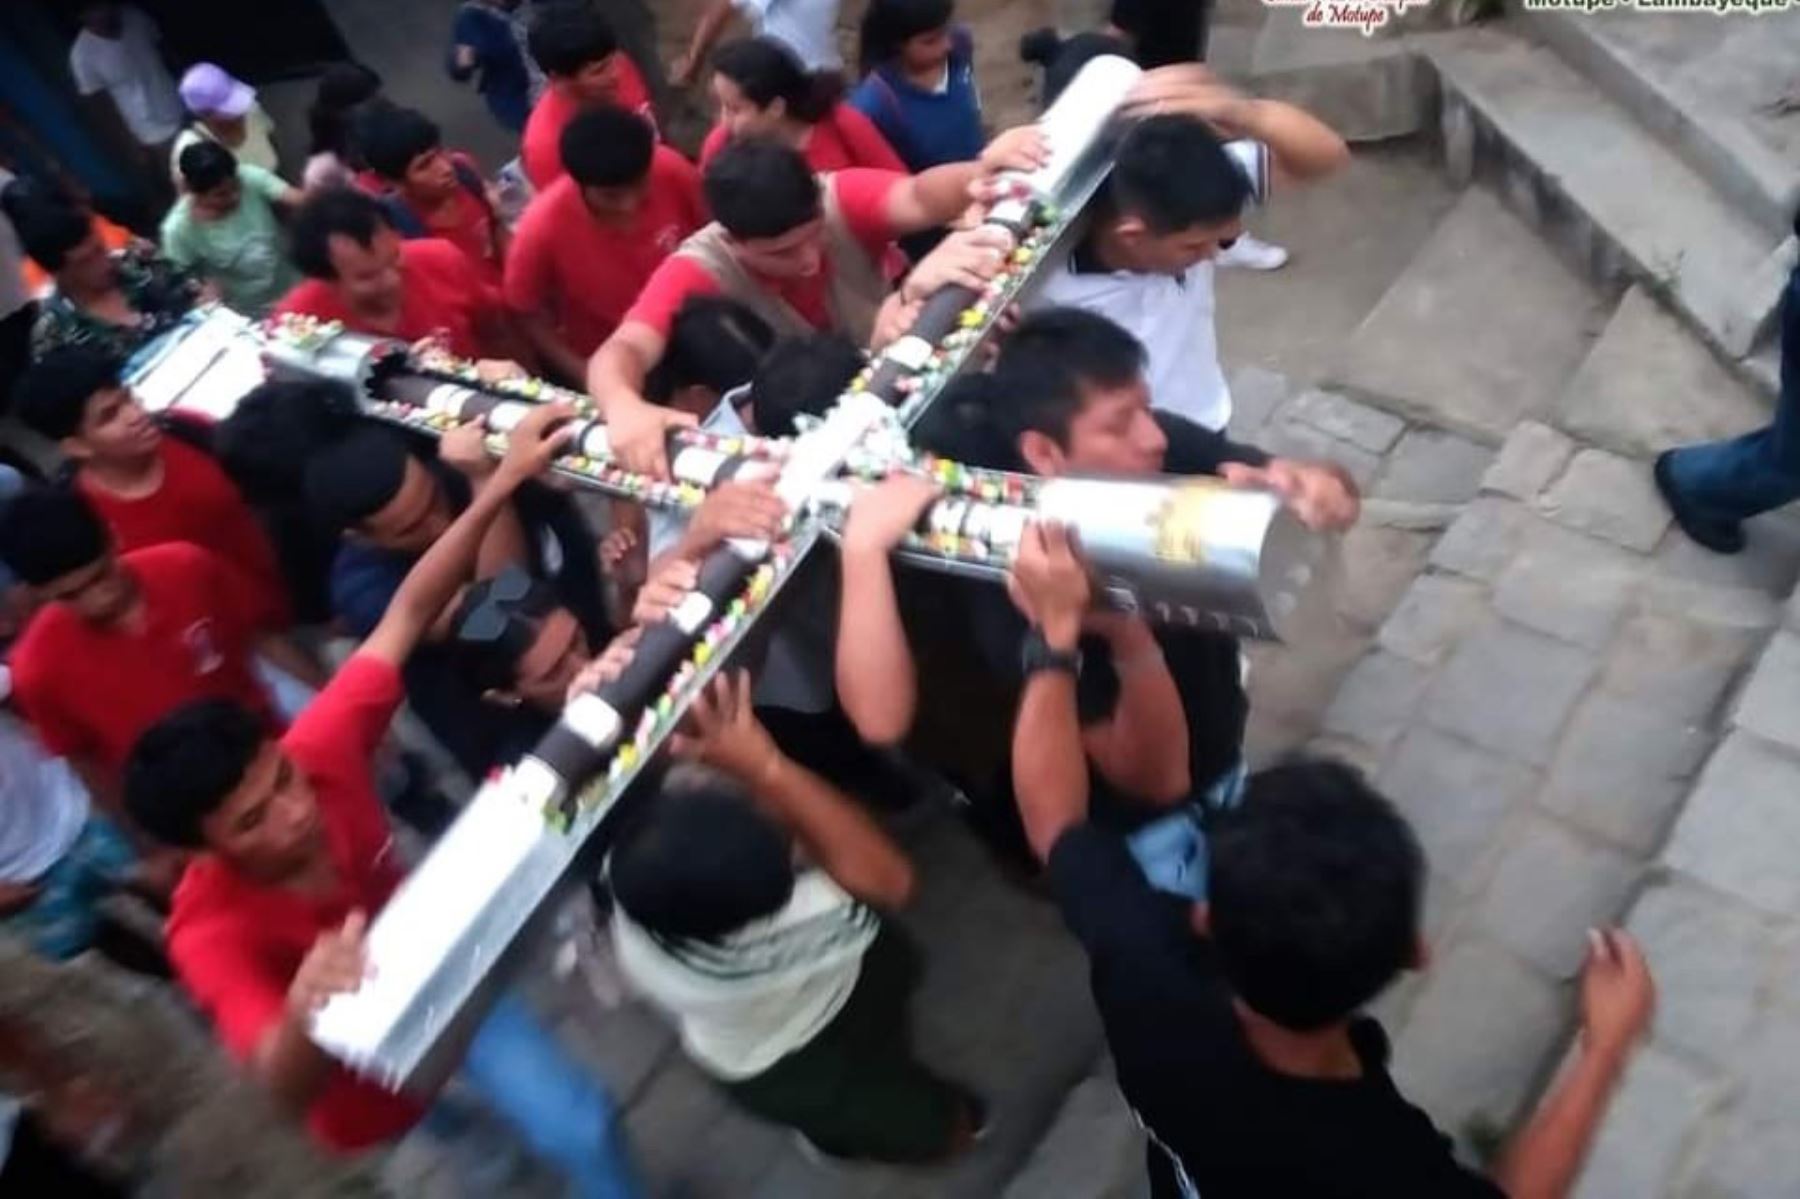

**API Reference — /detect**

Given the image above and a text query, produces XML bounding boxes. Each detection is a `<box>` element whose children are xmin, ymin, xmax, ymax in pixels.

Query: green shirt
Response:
<box><xmin>159</xmin><ymin>164</ymin><xmax>297</xmax><ymax>315</ymax></box>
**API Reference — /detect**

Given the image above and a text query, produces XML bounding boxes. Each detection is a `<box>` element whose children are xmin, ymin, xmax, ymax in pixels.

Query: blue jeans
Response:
<box><xmin>445</xmin><ymin>992</ymin><xmax>641</xmax><ymax>1199</ymax></box>
<box><xmin>3</xmin><ymin>817</ymin><xmax>136</xmax><ymax>959</ymax></box>
<box><xmin>1126</xmin><ymin>761</ymin><xmax>1248</xmax><ymax>901</ymax></box>
<box><xmin>1662</xmin><ymin>264</ymin><xmax>1800</xmax><ymax>525</ymax></box>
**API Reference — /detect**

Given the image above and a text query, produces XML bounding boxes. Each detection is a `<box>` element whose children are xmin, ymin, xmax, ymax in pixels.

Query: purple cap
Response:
<box><xmin>179</xmin><ymin>63</ymin><xmax>255</xmax><ymax>119</ymax></box>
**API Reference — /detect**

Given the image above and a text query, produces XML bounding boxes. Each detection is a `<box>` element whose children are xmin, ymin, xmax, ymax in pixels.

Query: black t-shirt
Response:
<box><xmin>1048</xmin><ymin>824</ymin><xmax>1506</xmax><ymax>1199</ymax></box>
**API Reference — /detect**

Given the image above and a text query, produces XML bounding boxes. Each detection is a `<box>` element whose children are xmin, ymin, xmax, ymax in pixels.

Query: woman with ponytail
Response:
<box><xmin>849</xmin><ymin>0</ymin><xmax>983</xmax><ymax>173</ymax></box>
<box><xmin>699</xmin><ymin>37</ymin><xmax>906</xmax><ymax>173</ymax></box>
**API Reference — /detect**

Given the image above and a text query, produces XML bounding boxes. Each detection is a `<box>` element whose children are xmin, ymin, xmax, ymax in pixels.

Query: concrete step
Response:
<box><xmin>1248</xmin><ymin>9</ymin><xmax>1438</xmax><ymax>142</ymax></box>
<box><xmin>1423</xmin><ymin>27</ymin><xmax>1788</xmax><ymax>391</ymax></box>
<box><xmin>1512</xmin><ymin>8</ymin><xmax>1800</xmax><ymax>243</ymax></box>
<box><xmin>1332</xmin><ymin>185</ymin><xmax>1612</xmax><ymax>445</ymax></box>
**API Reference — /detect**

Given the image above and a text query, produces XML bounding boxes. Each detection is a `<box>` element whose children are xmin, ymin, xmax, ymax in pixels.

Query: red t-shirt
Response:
<box><xmin>419</xmin><ymin>154</ymin><xmax>502</xmax><ymax>286</ymax></box>
<box><xmin>10</xmin><ymin>542</ymin><xmax>279</xmax><ymax>775</ymax></box>
<box><xmin>167</xmin><ymin>654</ymin><xmax>425</xmax><ymax>1153</ymax></box>
<box><xmin>698</xmin><ymin>104</ymin><xmax>908</xmax><ymax>174</ymax></box>
<box><xmin>505</xmin><ymin>148</ymin><xmax>705</xmax><ymax>357</ymax></box>
<box><xmin>622</xmin><ymin>169</ymin><xmax>906</xmax><ymax>338</ymax></box>
<box><xmin>274</xmin><ymin>239</ymin><xmax>505</xmax><ymax>360</ymax></box>
<box><xmin>521</xmin><ymin>61</ymin><xmax>656</xmax><ymax>192</ymax></box>
<box><xmin>78</xmin><ymin>434</ymin><xmax>288</xmax><ymax>626</ymax></box>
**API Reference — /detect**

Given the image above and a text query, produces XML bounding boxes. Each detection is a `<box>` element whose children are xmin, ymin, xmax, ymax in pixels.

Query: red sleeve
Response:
<box><xmin>617</xmin><ymin>57</ymin><xmax>651</xmax><ymax>114</ymax></box>
<box><xmin>834</xmin><ymin>106</ymin><xmax>908</xmax><ymax>174</ymax></box>
<box><xmin>272</xmin><ymin>279</ymin><xmax>338</xmax><ymax>322</ymax></box>
<box><xmin>699</xmin><ymin>124</ymin><xmax>726</xmax><ymax>170</ymax></box>
<box><xmin>622</xmin><ymin>255</ymin><xmax>723</xmax><ymax>338</ymax></box>
<box><xmin>168</xmin><ymin>912</ymin><xmax>289</xmax><ymax>1061</ymax></box>
<box><xmin>503</xmin><ymin>196</ymin><xmax>556</xmax><ymax>317</ymax></box>
<box><xmin>191</xmin><ymin>542</ymin><xmax>281</xmax><ymax>639</ymax></box>
<box><xmin>830</xmin><ymin>169</ymin><xmax>909</xmax><ymax>262</ymax></box>
<box><xmin>411</xmin><ymin>238</ymin><xmax>508</xmax><ymax>354</ymax></box>
<box><xmin>284</xmin><ymin>653</ymin><xmax>404</xmax><ymax>769</ymax></box>
<box><xmin>662</xmin><ymin>149</ymin><xmax>707</xmax><ymax>229</ymax></box>
<box><xmin>9</xmin><ymin>624</ymin><xmax>86</xmax><ymax>759</ymax></box>
<box><xmin>169</xmin><ymin>442</ymin><xmax>288</xmax><ymax>625</ymax></box>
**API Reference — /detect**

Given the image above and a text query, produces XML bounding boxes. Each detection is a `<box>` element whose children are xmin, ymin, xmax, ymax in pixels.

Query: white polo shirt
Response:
<box><xmin>736</xmin><ymin>0</ymin><xmax>843</xmax><ymax>72</ymax></box>
<box><xmin>68</xmin><ymin>6</ymin><xmax>184</xmax><ymax>146</ymax></box>
<box><xmin>1030</xmin><ymin>139</ymin><xmax>1270</xmax><ymax>433</ymax></box>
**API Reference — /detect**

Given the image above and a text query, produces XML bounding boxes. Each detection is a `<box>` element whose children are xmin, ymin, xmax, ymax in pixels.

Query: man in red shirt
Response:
<box><xmin>589</xmin><ymin>131</ymin><xmax>1044</xmax><ymax>478</ymax></box>
<box><xmin>15</xmin><ymin>346</ymin><xmax>289</xmax><ymax>623</ymax></box>
<box><xmin>522</xmin><ymin>2</ymin><xmax>656</xmax><ymax>191</ymax></box>
<box><xmin>121</xmin><ymin>406</ymin><xmax>642</xmax><ymax>1196</ymax></box>
<box><xmin>355</xmin><ymin>104</ymin><xmax>508</xmax><ymax>286</ymax></box>
<box><xmin>0</xmin><ymin>487</ymin><xmax>285</xmax><ymax>811</ymax></box>
<box><xmin>506</xmin><ymin>105</ymin><xmax>704</xmax><ymax>386</ymax></box>
<box><xmin>275</xmin><ymin>188</ymin><xmax>523</xmax><ymax>364</ymax></box>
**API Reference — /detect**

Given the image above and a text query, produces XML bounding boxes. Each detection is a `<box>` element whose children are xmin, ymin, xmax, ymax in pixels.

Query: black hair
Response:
<box><xmin>528</xmin><ymin>2</ymin><xmax>619</xmax><ymax>78</ymax></box>
<box><xmin>713</xmin><ymin>37</ymin><xmax>842</xmax><ymax>125</ymax></box>
<box><xmin>124</xmin><ymin>699</ymin><xmax>268</xmax><ymax>849</ymax></box>
<box><xmin>990</xmin><ymin>307</ymin><xmax>1146</xmax><ymax>448</ymax></box>
<box><xmin>1109</xmin><ymin>115</ymin><xmax>1250</xmax><ymax>235</ymax></box>
<box><xmin>750</xmin><ymin>333</ymin><xmax>863</xmax><ymax>437</ymax></box>
<box><xmin>2</xmin><ymin>178</ymin><xmax>92</xmax><ymax>274</ymax></box>
<box><xmin>647</xmin><ymin>296</ymin><xmax>777</xmax><ymax>404</ymax></box>
<box><xmin>703</xmin><ymin>139</ymin><xmax>820</xmax><ymax>241</ymax></box>
<box><xmin>609</xmin><ymin>782</ymin><xmax>795</xmax><ymax>942</ymax></box>
<box><xmin>1208</xmin><ymin>760</ymin><xmax>1425</xmax><ymax>1031</ymax></box>
<box><xmin>560</xmin><ymin>105</ymin><xmax>655</xmax><ymax>189</ymax></box>
<box><xmin>354</xmin><ymin>103</ymin><xmax>442</xmax><ymax>183</ymax></box>
<box><xmin>308</xmin><ymin>61</ymin><xmax>384</xmax><ymax>159</ymax></box>
<box><xmin>0</xmin><ymin>485</ymin><xmax>109</xmax><ymax>586</ymax></box>
<box><xmin>177</xmin><ymin>139</ymin><xmax>238</xmax><ymax>194</ymax></box>
<box><xmin>859</xmin><ymin>0</ymin><xmax>954</xmax><ymax>74</ymax></box>
<box><xmin>217</xmin><ymin>379</ymin><xmax>360</xmax><ymax>506</ymax></box>
<box><xmin>909</xmin><ymin>372</ymin><xmax>1017</xmax><ymax>468</ymax></box>
<box><xmin>14</xmin><ymin>345</ymin><xmax>123</xmax><ymax>442</ymax></box>
<box><xmin>302</xmin><ymin>424</ymin><xmax>412</xmax><ymax>535</ymax></box>
<box><xmin>1019</xmin><ymin>28</ymin><xmax>1130</xmax><ymax>106</ymax></box>
<box><xmin>288</xmin><ymin>187</ymin><xmax>393</xmax><ymax>280</ymax></box>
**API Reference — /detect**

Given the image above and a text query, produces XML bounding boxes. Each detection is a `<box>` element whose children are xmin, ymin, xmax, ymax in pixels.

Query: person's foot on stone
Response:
<box><xmin>1653</xmin><ymin>450</ymin><xmax>1746</xmax><ymax>554</ymax></box>
<box><xmin>1217</xmin><ymin>234</ymin><xmax>1290</xmax><ymax>271</ymax></box>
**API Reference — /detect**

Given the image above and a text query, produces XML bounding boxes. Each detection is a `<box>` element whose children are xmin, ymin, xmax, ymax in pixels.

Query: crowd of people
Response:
<box><xmin>0</xmin><ymin>1</ymin><xmax>1662</xmax><ymax>1196</ymax></box>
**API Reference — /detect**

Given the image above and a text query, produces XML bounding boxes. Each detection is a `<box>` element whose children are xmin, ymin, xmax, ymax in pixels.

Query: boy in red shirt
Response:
<box><xmin>589</xmin><ymin>130</ymin><xmax>1043</xmax><ymax>477</ymax></box>
<box><xmin>121</xmin><ymin>406</ymin><xmax>641</xmax><ymax>1197</ymax></box>
<box><xmin>275</xmin><ymin>188</ymin><xmax>524</xmax><ymax>364</ymax></box>
<box><xmin>521</xmin><ymin>3</ymin><xmax>656</xmax><ymax>191</ymax></box>
<box><xmin>355</xmin><ymin>104</ymin><xmax>508</xmax><ymax>286</ymax></box>
<box><xmin>0</xmin><ymin>487</ymin><xmax>286</xmax><ymax>811</ymax></box>
<box><xmin>506</xmin><ymin>105</ymin><xmax>705</xmax><ymax>386</ymax></box>
<box><xmin>15</xmin><ymin>346</ymin><xmax>288</xmax><ymax>621</ymax></box>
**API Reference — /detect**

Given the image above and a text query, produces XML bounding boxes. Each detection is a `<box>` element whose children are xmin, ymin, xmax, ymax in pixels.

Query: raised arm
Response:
<box><xmin>675</xmin><ymin>671</ymin><xmax>915</xmax><ymax>909</ymax></box>
<box><xmin>1079</xmin><ymin>613</ymin><xmax>1191</xmax><ymax>805</ymax></box>
<box><xmin>1124</xmin><ymin>66</ymin><xmax>1349</xmax><ymax>186</ymax></box>
<box><xmin>1494</xmin><ymin>930</ymin><xmax>1654</xmax><ymax>1199</ymax></box>
<box><xmin>360</xmin><ymin>403</ymin><xmax>573</xmax><ymax>666</ymax></box>
<box><xmin>1008</xmin><ymin>523</ymin><xmax>1096</xmax><ymax>862</ymax></box>
<box><xmin>835</xmin><ymin>475</ymin><xmax>940</xmax><ymax>746</ymax></box>
<box><xmin>883</xmin><ymin>126</ymin><xmax>1051</xmax><ymax>234</ymax></box>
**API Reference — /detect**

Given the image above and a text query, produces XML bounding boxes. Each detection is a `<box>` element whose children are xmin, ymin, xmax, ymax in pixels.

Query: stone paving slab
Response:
<box><xmin>1335</xmin><ymin>188</ymin><xmax>1606</xmax><ymax>443</ymax></box>
<box><xmin>1534</xmin><ymin>448</ymin><xmax>1671</xmax><ymax>553</ymax></box>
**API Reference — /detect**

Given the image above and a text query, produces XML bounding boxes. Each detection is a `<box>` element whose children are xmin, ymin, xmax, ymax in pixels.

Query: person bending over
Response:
<box><xmin>1005</xmin><ymin>521</ymin><xmax>1655</xmax><ymax>1198</ymax></box>
<box><xmin>507</xmin><ymin>105</ymin><xmax>705</xmax><ymax>387</ymax></box>
<box><xmin>836</xmin><ymin>308</ymin><xmax>1357</xmax><ymax>893</ymax></box>
<box><xmin>123</xmin><ymin>406</ymin><xmax>643</xmax><ymax>1197</ymax></box>
<box><xmin>604</xmin><ymin>670</ymin><xmax>981</xmax><ymax>1162</ymax></box>
<box><xmin>589</xmin><ymin>126</ymin><xmax>1045</xmax><ymax>478</ymax></box>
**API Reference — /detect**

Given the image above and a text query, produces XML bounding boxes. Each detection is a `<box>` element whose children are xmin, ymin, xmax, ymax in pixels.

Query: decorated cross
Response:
<box><xmin>166</xmin><ymin>57</ymin><xmax>1327</xmax><ymax>1090</ymax></box>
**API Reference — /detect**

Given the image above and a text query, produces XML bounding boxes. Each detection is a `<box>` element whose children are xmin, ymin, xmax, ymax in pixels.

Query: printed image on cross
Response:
<box><xmin>233</xmin><ymin>55</ymin><xmax>1331</xmax><ymax>1091</ymax></box>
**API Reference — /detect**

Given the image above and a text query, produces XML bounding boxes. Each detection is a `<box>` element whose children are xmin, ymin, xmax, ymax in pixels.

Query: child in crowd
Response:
<box><xmin>507</xmin><ymin>105</ymin><xmax>705</xmax><ymax>386</ymax></box>
<box><xmin>675</xmin><ymin>0</ymin><xmax>846</xmax><ymax>82</ymax></box>
<box><xmin>700</xmin><ymin>37</ymin><xmax>904</xmax><ymax>173</ymax></box>
<box><xmin>302</xmin><ymin>62</ymin><xmax>383</xmax><ymax>192</ymax></box>
<box><xmin>522</xmin><ymin>3</ymin><xmax>656</xmax><ymax>191</ymax></box>
<box><xmin>850</xmin><ymin>0</ymin><xmax>983</xmax><ymax>173</ymax></box>
<box><xmin>122</xmin><ymin>406</ymin><xmax>644</xmax><ymax>1197</ymax></box>
<box><xmin>171</xmin><ymin>63</ymin><xmax>282</xmax><ymax>183</ymax></box>
<box><xmin>447</xmin><ymin>0</ymin><xmax>543</xmax><ymax>135</ymax></box>
<box><xmin>603</xmin><ymin>672</ymin><xmax>983</xmax><ymax>1162</ymax></box>
<box><xmin>354</xmin><ymin>104</ymin><xmax>507</xmax><ymax>285</ymax></box>
<box><xmin>161</xmin><ymin>141</ymin><xmax>301</xmax><ymax>315</ymax></box>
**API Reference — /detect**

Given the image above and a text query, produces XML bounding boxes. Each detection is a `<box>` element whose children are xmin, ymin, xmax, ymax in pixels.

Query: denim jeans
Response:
<box><xmin>442</xmin><ymin>992</ymin><xmax>642</xmax><ymax>1199</ymax></box>
<box><xmin>1126</xmin><ymin>761</ymin><xmax>1248</xmax><ymax>901</ymax></box>
<box><xmin>1662</xmin><ymin>264</ymin><xmax>1800</xmax><ymax>525</ymax></box>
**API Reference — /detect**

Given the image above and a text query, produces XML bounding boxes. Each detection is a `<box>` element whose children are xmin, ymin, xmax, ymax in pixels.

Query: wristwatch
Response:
<box><xmin>1021</xmin><ymin>628</ymin><xmax>1082</xmax><ymax>678</ymax></box>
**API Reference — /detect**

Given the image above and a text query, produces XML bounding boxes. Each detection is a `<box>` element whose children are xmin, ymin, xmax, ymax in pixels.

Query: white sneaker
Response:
<box><xmin>1216</xmin><ymin>234</ymin><xmax>1290</xmax><ymax>271</ymax></box>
